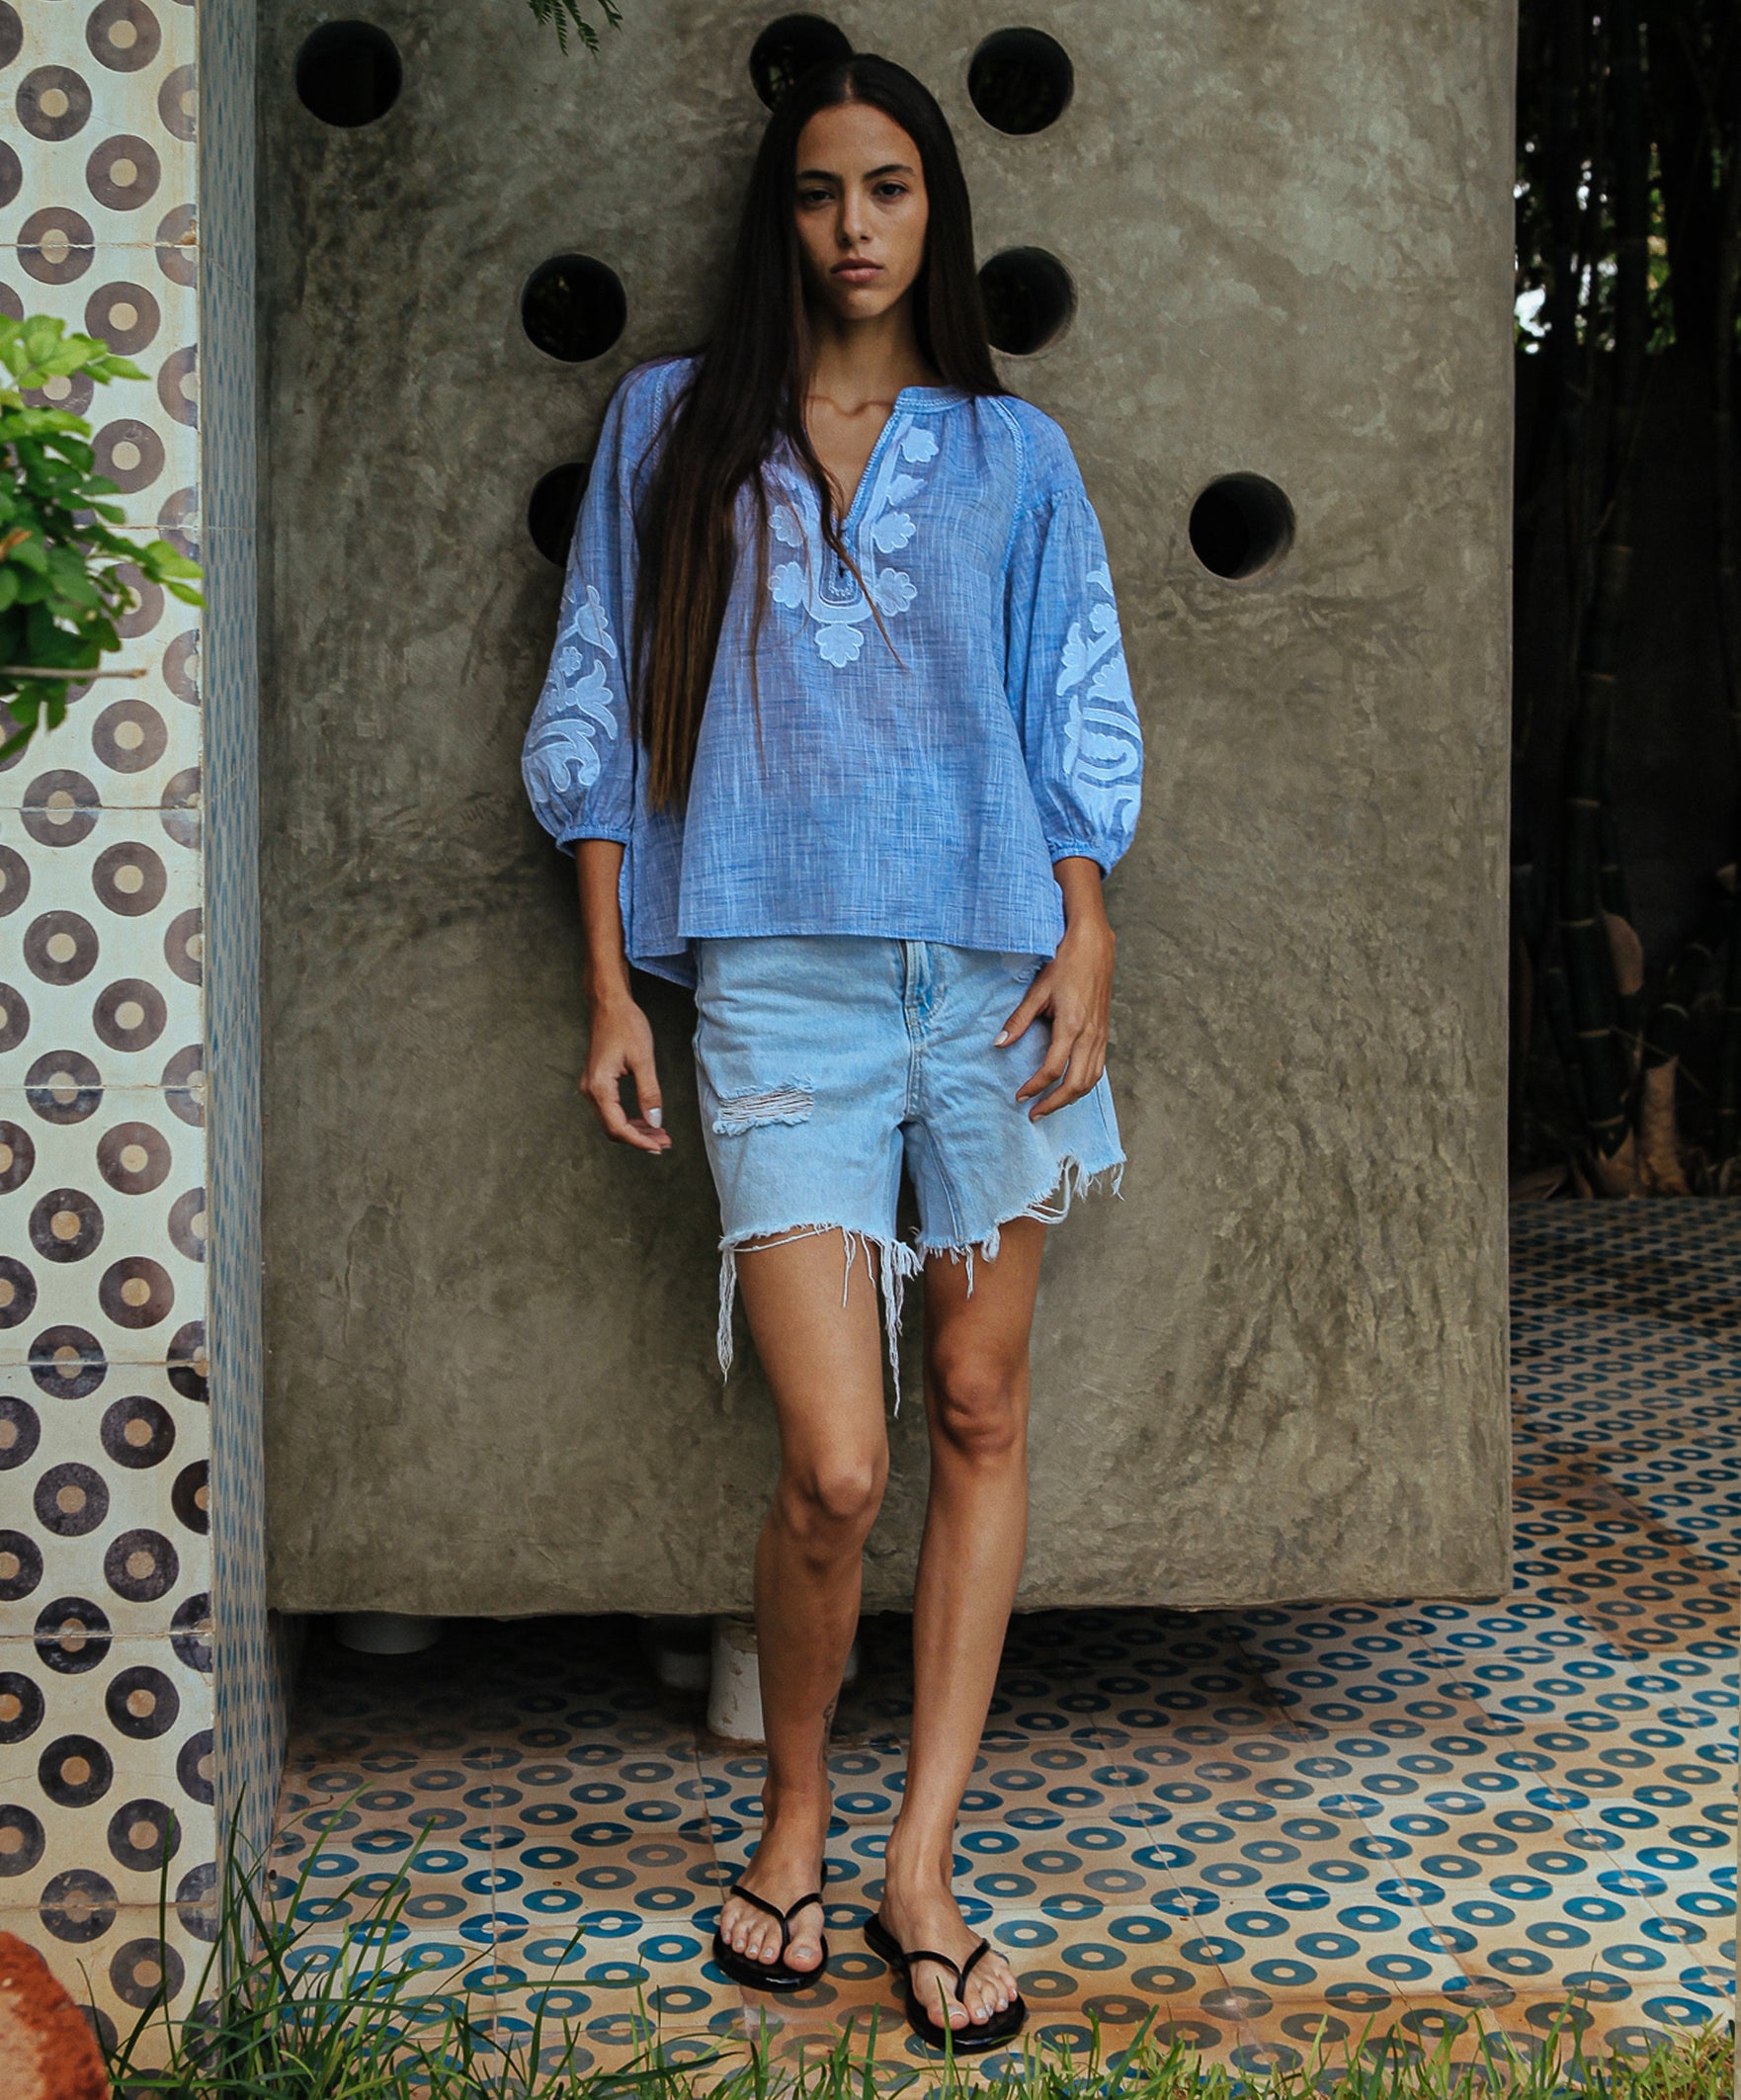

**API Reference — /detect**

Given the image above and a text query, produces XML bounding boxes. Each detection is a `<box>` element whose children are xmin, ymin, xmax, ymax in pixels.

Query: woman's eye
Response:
<box><xmin>797</xmin><ymin>188</ymin><xmax>831</xmax><ymax>207</ymax></box>
<box><xmin>875</xmin><ymin>183</ymin><xmax>907</xmax><ymax>200</ymax></box>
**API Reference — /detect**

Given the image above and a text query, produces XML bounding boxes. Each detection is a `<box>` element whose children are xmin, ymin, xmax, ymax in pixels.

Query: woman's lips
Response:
<box><xmin>832</xmin><ymin>262</ymin><xmax>881</xmax><ymax>282</ymax></box>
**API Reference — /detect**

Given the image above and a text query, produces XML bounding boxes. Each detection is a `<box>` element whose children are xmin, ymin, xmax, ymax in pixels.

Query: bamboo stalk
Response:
<box><xmin>1597</xmin><ymin>800</ymin><xmax>1645</xmax><ymax>1065</ymax></box>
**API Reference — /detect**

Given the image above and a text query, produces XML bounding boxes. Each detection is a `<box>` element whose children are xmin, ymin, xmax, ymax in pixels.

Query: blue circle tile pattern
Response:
<box><xmin>264</xmin><ymin>1215</ymin><xmax>1734</xmax><ymax>2078</ymax></box>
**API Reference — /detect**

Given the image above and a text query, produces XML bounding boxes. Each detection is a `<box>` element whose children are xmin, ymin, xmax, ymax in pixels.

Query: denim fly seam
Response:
<box><xmin>716</xmin><ymin>1225</ymin><xmax>923</xmax><ymax>1413</ymax></box>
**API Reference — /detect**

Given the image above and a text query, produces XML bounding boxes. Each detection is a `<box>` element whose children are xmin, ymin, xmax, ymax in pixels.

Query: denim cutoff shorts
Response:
<box><xmin>693</xmin><ymin>935</ymin><xmax>1125</xmax><ymax>1405</ymax></box>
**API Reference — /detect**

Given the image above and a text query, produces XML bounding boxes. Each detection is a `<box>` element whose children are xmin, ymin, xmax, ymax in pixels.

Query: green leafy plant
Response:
<box><xmin>526</xmin><ymin>0</ymin><xmax>623</xmax><ymax>57</ymax></box>
<box><xmin>99</xmin><ymin>1793</ymin><xmax>1735</xmax><ymax>2100</ymax></box>
<box><xmin>0</xmin><ymin>312</ymin><xmax>203</xmax><ymax>762</ymax></box>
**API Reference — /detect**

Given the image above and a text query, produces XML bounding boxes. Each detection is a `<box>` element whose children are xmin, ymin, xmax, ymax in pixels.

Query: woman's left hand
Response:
<box><xmin>996</xmin><ymin>860</ymin><xmax>1116</xmax><ymax>1120</ymax></box>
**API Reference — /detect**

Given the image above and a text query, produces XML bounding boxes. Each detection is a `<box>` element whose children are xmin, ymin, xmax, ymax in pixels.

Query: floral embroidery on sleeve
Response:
<box><xmin>523</xmin><ymin>584</ymin><xmax>620</xmax><ymax>814</ymax></box>
<box><xmin>768</xmin><ymin>418</ymin><xmax>938</xmax><ymax>665</ymax></box>
<box><xmin>1056</xmin><ymin>562</ymin><xmax>1142</xmax><ymax>835</ymax></box>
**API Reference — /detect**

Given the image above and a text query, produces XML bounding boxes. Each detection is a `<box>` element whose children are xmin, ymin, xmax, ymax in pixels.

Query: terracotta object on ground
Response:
<box><xmin>0</xmin><ymin>1933</ymin><xmax>109</xmax><ymax>2100</ymax></box>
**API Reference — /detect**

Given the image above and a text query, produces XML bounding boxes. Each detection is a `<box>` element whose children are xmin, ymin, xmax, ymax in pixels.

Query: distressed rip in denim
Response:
<box><xmin>694</xmin><ymin>936</ymin><xmax>1125</xmax><ymax>1412</ymax></box>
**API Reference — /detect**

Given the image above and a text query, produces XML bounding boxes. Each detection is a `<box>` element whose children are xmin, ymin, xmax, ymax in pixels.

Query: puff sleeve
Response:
<box><xmin>1003</xmin><ymin>451</ymin><xmax>1143</xmax><ymax>876</ymax></box>
<box><xmin>521</xmin><ymin>365</ymin><xmax>653</xmax><ymax>852</ymax></box>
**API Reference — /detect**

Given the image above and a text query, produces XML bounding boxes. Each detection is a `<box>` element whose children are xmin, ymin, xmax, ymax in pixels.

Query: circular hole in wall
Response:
<box><xmin>294</xmin><ymin>21</ymin><xmax>401</xmax><ymax>126</ymax></box>
<box><xmin>978</xmin><ymin>247</ymin><xmax>1074</xmax><ymax>355</ymax></box>
<box><xmin>749</xmin><ymin>15</ymin><xmax>852</xmax><ymax>109</ymax></box>
<box><xmin>521</xmin><ymin>256</ymin><xmax>626</xmax><ymax>363</ymax></box>
<box><xmin>1188</xmin><ymin>472</ymin><xmax>1295</xmax><ymax>579</ymax></box>
<box><xmin>968</xmin><ymin>28</ymin><xmax>1074</xmax><ymax>134</ymax></box>
<box><xmin>529</xmin><ymin>461</ymin><xmax>591</xmax><ymax>565</ymax></box>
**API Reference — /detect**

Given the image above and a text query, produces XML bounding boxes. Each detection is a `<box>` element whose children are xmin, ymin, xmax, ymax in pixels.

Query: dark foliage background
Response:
<box><xmin>1510</xmin><ymin>0</ymin><xmax>1741</xmax><ymax>1194</ymax></box>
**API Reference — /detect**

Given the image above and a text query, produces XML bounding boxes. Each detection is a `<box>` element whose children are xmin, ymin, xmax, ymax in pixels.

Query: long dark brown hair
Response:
<box><xmin>629</xmin><ymin>52</ymin><xmax>1008</xmax><ymax>810</ymax></box>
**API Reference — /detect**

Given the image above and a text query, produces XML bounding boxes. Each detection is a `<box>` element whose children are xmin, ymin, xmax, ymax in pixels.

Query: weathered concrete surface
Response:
<box><xmin>260</xmin><ymin>0</ymin><xmax>1516</xmax><ymax>1612</ymax></box>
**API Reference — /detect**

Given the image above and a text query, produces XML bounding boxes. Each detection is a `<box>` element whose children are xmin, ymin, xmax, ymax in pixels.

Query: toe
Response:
<box><xmin>971</xmin><ymin>1957</ymin><xmax>1015</xmax><ymax>2021</ymax></box>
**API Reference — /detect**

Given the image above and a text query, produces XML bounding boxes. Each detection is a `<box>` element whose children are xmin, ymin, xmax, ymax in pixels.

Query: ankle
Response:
<box><xmin>881</xmin><ymin>1826</ymin><xmax>953</xmax><ymax>1898</ymax></box>
<box><xmin>756</xmin><ymin>1794</ymin><xmax>830</xmax><ymax>1850</ymax></box>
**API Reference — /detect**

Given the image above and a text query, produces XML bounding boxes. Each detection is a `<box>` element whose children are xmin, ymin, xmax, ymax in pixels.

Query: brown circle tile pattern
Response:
<box><xmin>84</xmin><ymin>281</ymin><xmax>161</xmax><ymax>355</ymax></box>
<box><xmin>98</xmin><ymin>1255</ymin><xmax>174</xmax><ymax>1328</ymax></box>
<box><xmin>157</xmin><ymin>61</ymin><xmax>195</xmax><ymax>142</ymax></box>
<box><xmin>25</xmin><ymin>910</ymin><xmax>100</xmax><ymax>985</ymax></box>
<box><xmin>17</xmin><ymin>65</ymin><xmax>94</xmax><ymax>140</ymax></box>
<box><xmin>0</xmin><ymin>0</ymin><xmax>220</xmax><ymax>2019</ymax></box>
<box><xmin>16</xmin><ymin>206</ymin><xmax>96</xmax><ymax>282</ymax></box>
<box><xmin>92</xmin><ymin>840</ymin><xmax>168</xmax><ymax>916</ymax></box>
<box><xmin>93</xmin><ymin>699</ymin><xmax>170</xmax><ymax>772</ymax></box>
<box><xmin>22</xmin><ymin>769</ymin><xmax>101</xmax><ymax>847</ymax></box>
<box><xmin>93</xmin><ymin>976</ymin><xmax>169</xmax><ymax>1051</ymax></box>
<box><xmin>152</xmin><ymin>201</ymin><xmax>197</xmax><ymax>286</ymax></box>
<box><xmin>85</xmin><ymin>131</ymin><xmax>162</xmax><ymax>210</ymax></box>
<box><xmin>92</xmin><ymin>416</ymin><xmax>165</xmax><ymax>491</ymax></box>
<box><xmin>0</xmin><ymin>1120</ymin><xmax>37</xmax><ymax>1192</ymax></box>
<box><xmin>100</xmin><ymin>1393</ymin><xmax>175</xmax><ymax>1468</ymax></box>
<box><xmin>85</xmin><ymin>0</ymin><xmax>162</xmax><ymax>74</ymax></box>
<box><xmin>97</xmin><ymin>1121</ymin><xmax>172</xmax><ymax>1194</ymax></box>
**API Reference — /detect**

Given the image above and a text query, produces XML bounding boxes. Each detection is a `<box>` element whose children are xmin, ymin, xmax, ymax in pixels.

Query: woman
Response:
<box><xmin>522</xmin><ymin>52</ymin><xmax>1142</xmax><ymax>2053</ymax></box>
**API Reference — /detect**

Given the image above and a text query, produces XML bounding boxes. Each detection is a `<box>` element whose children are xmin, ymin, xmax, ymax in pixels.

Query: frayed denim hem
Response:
<box><xmin>716</xmin><ymin>1224</ymin><xmax>925</xmax><ymax>1414</ymax></box>
<box><xmin>917</xmin><ymin>1152</ymin><xmax>1126</xmax><ymax>1297</ymax></box>
<box><xmin>715</xmin><ymin>1158</ymin><xmax>1124</xmax><ymax>1407</ymax></box>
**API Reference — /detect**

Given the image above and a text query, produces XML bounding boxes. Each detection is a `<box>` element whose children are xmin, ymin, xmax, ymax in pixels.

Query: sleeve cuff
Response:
<box><xmin>1047</xmin><ymin>840</ymin><xmax>1117</xmax><ymax>876</ymax></box>
<box><xmin>555</xmin><ymin>821</ymin><xmax>633</xmax><ymax>853</ymax></box>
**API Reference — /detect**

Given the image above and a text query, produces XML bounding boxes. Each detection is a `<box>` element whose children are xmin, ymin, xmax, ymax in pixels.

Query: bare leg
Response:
<box><xmin>879</xmin><ymin>1217</ymin><xmax>1044</xmax><ymax>2029</ymax></box>
<box><xmin>715</xmin><ymin>1229</ymin><xmax>890</xmax><ymax>1977</ymax></box>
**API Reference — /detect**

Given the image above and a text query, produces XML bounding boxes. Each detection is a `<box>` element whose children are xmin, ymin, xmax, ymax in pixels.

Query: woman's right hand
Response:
<box><xmin>582</xmin><ymin>994</ymin><xmax>672</xmax><ymax>1153</ymax></box>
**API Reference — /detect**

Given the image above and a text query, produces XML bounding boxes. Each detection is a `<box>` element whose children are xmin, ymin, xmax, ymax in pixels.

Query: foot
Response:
<box><xmin>716</xmin><ymin>1815</ymin><xmax>828</xmax><ymax>1978</ymax></box>
<box><xmin>876</xmin><ymin>1871</ymin><xmax>1020</xmax><ymax>2031</ymax></box>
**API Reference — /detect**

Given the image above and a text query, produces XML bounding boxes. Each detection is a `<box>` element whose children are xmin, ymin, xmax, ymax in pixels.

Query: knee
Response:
<box><xmin>779</xmin><ymin>1452</ymin><xmax>886</xmax><ymax>1549</ymax></box>
<box><xmin>926</xmin><ymin>1348</ymin><xmax>1027</xmax><ymax>1462</ymax></box>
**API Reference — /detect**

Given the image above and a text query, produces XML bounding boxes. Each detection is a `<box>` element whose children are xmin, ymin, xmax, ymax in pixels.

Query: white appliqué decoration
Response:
<box><xmin>768</xmin><ymin>418</ymin><xmax>938</xmax><ymax>664</ymax></box>
<box><xmin>1056</xmin><ymin>562</ymin><xmax>1141</xmax><ymax>834</ymax></box>
<box><xmin>522</xmin><ymin>580</ymin><xmax>621</xmax><ymax>823</ymax></box>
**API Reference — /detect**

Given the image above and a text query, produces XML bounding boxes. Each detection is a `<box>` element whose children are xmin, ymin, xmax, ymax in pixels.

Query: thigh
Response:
<box><xmin>922</xmin><ymin>1214</ymin><xmax>1046</xmax><ymax>1396</ymax></box>
<box><xmin>735</xmin><ymin>1227</ymin><xmax>891</xmax><ymax>1473</ymax></box>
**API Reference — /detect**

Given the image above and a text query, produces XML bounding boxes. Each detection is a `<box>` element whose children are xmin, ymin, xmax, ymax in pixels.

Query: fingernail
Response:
<box><xmin>646</xmin><ymin>1106</ymin><xmax>663</xmax><ymax>1128</ymax></box>
<box><xmin>993</xmin><ymin>1030</ymin><xmax>1009</xmax><ymax>1047</ymax></box>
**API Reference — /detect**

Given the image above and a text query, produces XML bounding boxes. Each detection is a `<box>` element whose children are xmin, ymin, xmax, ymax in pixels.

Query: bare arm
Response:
<box><xmin>995</xmin><ymin>856</ymin><xmax>1116</xmax><ymax>1119</ymax></box>
<box><xmin>575</xmin><ymin>839</ymin><xmax>671</xmax><ymax>1154</ymax></box>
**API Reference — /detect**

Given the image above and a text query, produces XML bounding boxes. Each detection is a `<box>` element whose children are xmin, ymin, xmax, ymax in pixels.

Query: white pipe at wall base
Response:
<box><xmin>707</xmin><ymin>1614</ymin><xmax>764</xmax><ymax>1743</ymax></box>
<box><xmin>705</xmin><ymin>1614</ymin><xmax>861</xmax><ymax>1745</ymax></box>
<box><xmin>333</xmin><ymin>1611</ymin><xmax>444</xmax><ymax>1654</ymax></box>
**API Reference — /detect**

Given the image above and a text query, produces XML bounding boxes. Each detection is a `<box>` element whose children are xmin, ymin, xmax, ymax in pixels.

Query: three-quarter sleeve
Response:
<box><xmin>521</xmin><ymin>365</ymin><xmax>656</xmax><ymax>852</ymax></box>
<box><xmin>1003</xmin><ymin>451</ymin><xmax>1143</xmax><ymax>876</ymax></box>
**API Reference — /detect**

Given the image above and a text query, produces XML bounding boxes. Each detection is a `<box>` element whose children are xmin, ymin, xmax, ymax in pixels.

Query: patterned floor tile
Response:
<box><xmin>270</xmin><ymin>1206</ymin><xmax>1738</xmax><ymax>2071</ymax></box>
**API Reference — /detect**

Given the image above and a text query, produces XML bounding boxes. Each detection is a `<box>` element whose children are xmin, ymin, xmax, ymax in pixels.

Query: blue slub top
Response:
<box><xmin>521</xmin><ymin>354</ymin><xmax>1143</xmax><ymax>989</ymax></box>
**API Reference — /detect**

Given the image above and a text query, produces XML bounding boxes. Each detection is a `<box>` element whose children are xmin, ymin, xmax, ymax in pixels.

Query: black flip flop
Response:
<box><xmin>865</xmin><ymin>1911</ymin><xmax>1027</xmax><ymax>2053</ymax></box>
<box><xmin>710</xmin><ymin>1870</ymin><xmax>830</xmax><ymax>1992</ymax></box>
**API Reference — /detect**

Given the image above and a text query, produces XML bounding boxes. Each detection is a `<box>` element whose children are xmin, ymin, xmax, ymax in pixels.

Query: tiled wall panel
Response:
<box><xmin>1</xmin><ymin>0</ymin><xmax>277</xmax><ymax>2050</ymax></box>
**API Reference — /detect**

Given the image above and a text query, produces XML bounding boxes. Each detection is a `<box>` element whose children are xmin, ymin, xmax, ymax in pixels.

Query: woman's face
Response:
<box><xmin>792</xmin><ymin>100</ymin><xmax>930</xmax><ymax>325</ymax></box>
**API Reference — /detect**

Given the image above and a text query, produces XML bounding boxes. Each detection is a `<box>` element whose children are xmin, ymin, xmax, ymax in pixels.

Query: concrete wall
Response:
<box><xmin>260</xmin><ymin>0</ymin><xmax>1517</xmax><ymax>1614</ymax></box>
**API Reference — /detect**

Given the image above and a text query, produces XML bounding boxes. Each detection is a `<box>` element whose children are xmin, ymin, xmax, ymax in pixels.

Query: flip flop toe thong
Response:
<box><xmin>865</xmin><ymin>1912</ymin><xmax>1027</xmax><ymax>2053</ymax></box>
<box><xmin>711</xmin><ymin>1879</ymin><xmax>830</xmax><ymax>1991</ymax></box>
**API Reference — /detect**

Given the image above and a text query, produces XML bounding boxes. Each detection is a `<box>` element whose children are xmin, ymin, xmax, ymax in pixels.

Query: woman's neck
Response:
<box><xmin>803</xmin><ymin>301</ymin><xmax>942</xmax><ymax>411</ymax></box>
